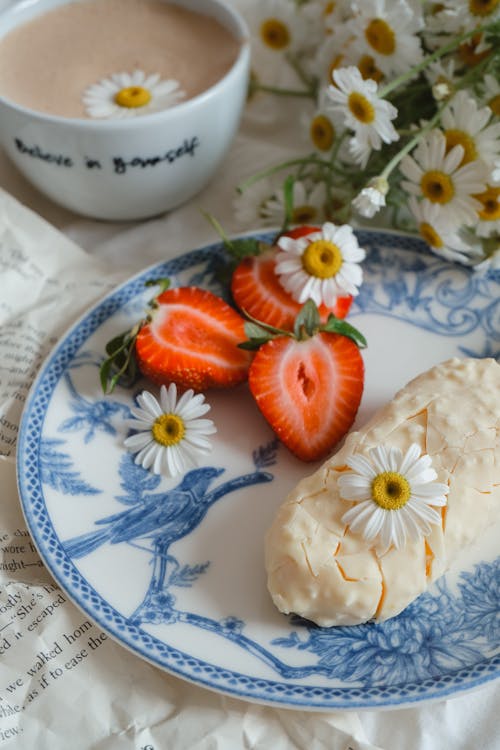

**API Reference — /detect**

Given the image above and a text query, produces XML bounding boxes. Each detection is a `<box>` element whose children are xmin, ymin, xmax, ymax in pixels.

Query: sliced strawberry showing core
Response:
<box><xmin>135</xmin><ymin>286</ymin><xmax>252</xmax><ymax>391</ymax></box>
<box><xmin>248</xmin><ymin>333</ymin><xmax>364</xmax><ymax>462</ymax></box>
<box><xmin>231</xmin><ymin>247</ymin><xmax>353</xmax><ymax>330</ymax></box>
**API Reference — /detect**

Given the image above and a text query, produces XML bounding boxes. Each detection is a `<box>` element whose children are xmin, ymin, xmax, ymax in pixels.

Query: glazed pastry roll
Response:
<box><xmin>265</xmin><ymin>357</ymin><xmax>500</xmax><ymax>626</ymax></box>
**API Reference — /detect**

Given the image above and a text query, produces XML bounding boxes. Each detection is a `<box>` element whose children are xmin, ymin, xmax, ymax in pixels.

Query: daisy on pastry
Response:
<box><xmin>265</xmin><ymin>357</ymin><xmax>500</xmax><ymax>626</ymax></box>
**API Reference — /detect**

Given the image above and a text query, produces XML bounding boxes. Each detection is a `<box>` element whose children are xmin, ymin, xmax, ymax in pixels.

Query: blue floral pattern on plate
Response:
<box><xmin>16</xmin><ymin>230</ymin><xmax>499</xmax><ymax>710</ymax></box>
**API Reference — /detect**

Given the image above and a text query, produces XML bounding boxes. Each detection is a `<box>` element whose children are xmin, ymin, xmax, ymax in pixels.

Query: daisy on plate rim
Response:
<box><xmin>275</xmin><ymin>221</ymin><xmax>365</xmax><ymax>306</ymax></box>
<box><xmin>82</xmin><ymin>70</ymin><xmax>186</xmax><ymax>119</ymax></box>
<box><xmin>408</xmin><ymin>195</ymin><xmax>485</xmax><ymax>265</ymax></box>
<box><xmin>124</xmin><ymin>384</ymin><xmax>216</xmax><ymax>477</ymax></box>
<box><xmin>338</xmin><ymin>443</ymin><xmax>449</xmax><ymax>554</ymax></box>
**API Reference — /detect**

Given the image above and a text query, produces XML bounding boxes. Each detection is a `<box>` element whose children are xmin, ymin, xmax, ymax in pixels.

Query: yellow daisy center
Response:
<box><xmin>302</xmin><ymin>239</ymin><xmax>343</xmax><ymax>278</ymax></box>
<box><xmin>488</xmin><ymin>93</ymin><xmax>500</xmax><ymax>117</ymax></box>
<box><xmin>469</xmin><ymin>0</ymin><xmax>499</xmax><ymax>16</ymax></box>
<box><xmin>260</xmin><ymin>18</ymin><xmax>290</xmax><ymax>50</ymax></box>
<box><xmin>358</xmin><ymin>54</ymin><xmax>384</xmax><ymax>83</ymax></box>
<box><xmin>420</xmin><ymin>170</ymin><xmax>455</xmax><ymax>204</ymax></box>
<box><xmin>292</xmin><ymin>205</ymin><xmax>318</xmax><ymax>224</ymax></box>
<box><xmin>459</xmin><ymin>35</ymin><xmax>490</xmax><ymax>66</ymax></box>
<box><xmin>419</xmin><ymin>221</ymin><xmax>444</xmax><ymax>248</ymax></box>
<box><xmin>328</xmin><ymin>54</ymin><xmax>344</xmax><ymax>83</ymax></box>
<box><xmin>444</xmin><ymin>128</ymin><xmax>478</xmax><ymax>164</ymax></box>
<box><xmin>115</xmin><ymin>86</ymin><xmax>151</xmax><ymax>109</ymax></box>
<box><xmin>324</xmin><ymin>1</ymin><xmax>336</xmax><ymax>14</ymax></box>
<box><xmin>474</xmin><ymin>185</ymin><xmax>500</xmax><ymax>221</ymax></box>
<box><xmin>310</xmin><ymin>114</ymin><xmax>335</xmax><ymax>151</ymax></box>
<box><xmin>152</xmin><ymin>413</ymin><xmax>185</xmax><ymax>447</ymax></box>
<box><xmin>365</xmin><ymin>18</ymin><xmax>396</xmax><ymax>56</ymax></box>
<box><xmin>348</xmin><ymin>91</ymin><xmax>375</xmax><ymax>124</ymax></box>
<box><xmin>371</xmin><ymin>471</ymin><xmax>411</xmax><ymax>510</ymax></box>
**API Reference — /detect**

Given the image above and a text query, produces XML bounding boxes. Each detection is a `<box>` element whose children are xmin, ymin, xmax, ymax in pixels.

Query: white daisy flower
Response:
<box><xmin>245</xmin><ymin>0</ymin><xmax>307</xmax><ymax>58</ymax></box>
<box><xmin>352</xmin><ymin>176</ymin><xmax>389</xmax><ymax>218</ymax></box>
<box><xmin>301</xmin><ymin>104</ymin><xmax>339</xmax><ymax>154</ymax></box>
<box><xmin>346</xmin><ymin>0</ymin><xmax>424</xmax><ymax>78</ymax></box>
<box><xmin>264</xmin><ymin>180</ymin><xmax>328</xmax><ymax>226</ymax></box>
<box><xmin>408</xmin><ymin>196</ymin><xmax>485</xmax><ymax>265</ymax></box>
<box><xmin>400</xmin><ymin>129</ymin><xmax>488</xmax><ymax>229</ymax></box>
<box><xmin>300</xmin><ymin>88</ymin><xmax>353</xmax><ymax>161</ymax></box>
<box><xmin>124</xmin><ymin>384</ymin><xmax>216</xmax><ymax>477</ymax></box>
<box><xmin>482</xmin><ymin>74</ymin><xmax>500</xmax><ymax>118</ymax></box>
<box><xmin>275</xmin><ymin>221</ymin><xmax>365</xmax><ymax>305</ymax></box>
<box><xmin>83</xmin><ymin>70</ymin><xmax>185</xmax><ymax>119</ymax></box>
<box><xmin>492</xmin><ymin>159</ymin><xmax>500</xmax><ymax>185</ymax></box>
<box><xmin>425</xmin><ymin>58</ymin><xmax>462</xmax><ymax>102</ymax></box>
<box><xmin>301</xmin><ymin>0</ymin><xmax>351</xmax><ymax>36</ymax></box>
<box><xmin>326</xmin><ymin>66</ymin><xmax>399</xmax><ymax>168</ymax></box>
<box><xmin>308</xmin><ymin>25</ymin><xmax>355</xmax><ymax>87</ymax></box>
<box><xmin>440</xmin><ymin>91</ymin><xmax>500</xmax><ymax>168</ymax></box>
<box><xmin>438</xmin><ymin>0</ymin><xmax>500</xmax><ymax>33</ymax></box>
<box><xmin>473</xmin><ymin>184</ymin><xmax>500</xmax><ymax>238</ymax></box>
<box><xmin>474</xmin><ymin>247</ymin><xmax>500</xmax><ymax>275</ymax></box>
<box><xmin>233</xmin><ymin>176</ymin><xmax>289</xmax><ymax>227</ymax></box>
<box><xmin>338</xmin><ymin>443</ymin><xmax>449</xmax><ymax>554</ymax></box>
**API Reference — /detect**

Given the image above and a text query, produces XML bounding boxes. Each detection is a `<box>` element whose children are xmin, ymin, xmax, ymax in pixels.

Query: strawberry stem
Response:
<box><xmin>100</xmin><ymin>277</ymin><xmax>171</xmax><ymax>394</ymax></box>
<box><xmin>202</xmin><ymin>210</ymin><xmax>270</xmax><ymax>262</ymax></box>
<box><xmin>240</xmin><ymin>299</ymin><xmax>367</xmax><ymax>350</ymax></box>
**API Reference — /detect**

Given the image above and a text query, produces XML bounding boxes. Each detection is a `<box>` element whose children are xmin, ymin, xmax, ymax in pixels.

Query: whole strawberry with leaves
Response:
<box><xmin>241</xmin><ymin>300</ymin><xmax>366</xmax><ymax>462</ymax></box>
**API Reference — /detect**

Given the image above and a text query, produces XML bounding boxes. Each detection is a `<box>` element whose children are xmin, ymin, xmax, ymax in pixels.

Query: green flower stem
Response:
<box><xmin>285</xmin><ymin>52</ymin><xmax>318</xmax><ymax>96</ymax></box>
<box><xmin>378</xmin><ymin>21</ymin><xmax>498</xmax><ymax>100</ymax></box>
<box><xmin>379</xmin><ymin>104</ymin><xmax>446</xmax><ymax>183</ymax></box>
<box><xmin>329</xmin><ymin>131</ymin><xmax>349</xmax><ymax>167</ymax></box>
<box><xmin>237</xmin><ymin>156</ymin><xmax>333</xmax><ymax>193</ymax></box>
<box><xmin>249</xmin><ymin>82</ymin><xmax>314</xmax><ymax>98</ymax></box>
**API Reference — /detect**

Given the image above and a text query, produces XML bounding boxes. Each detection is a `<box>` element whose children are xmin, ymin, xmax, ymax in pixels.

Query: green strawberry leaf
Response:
<box><xmin>202</xmin><ymin>210</ymin><xmax>271</xmax><ymax>261</ymax></box>
<box><xmin>100</xmin><ymin>327</ymin><xmax>139</xmax><ymax>393</ymax></box>
<box><xmin>280</xmin><ymin>175</ymin><xmax>295</xmax><ymax>235</ymax></box>
<box><xmin>100</xmin><ymin>278</ymin><xmax>170</xmax><ymax>394</ymax></box>
<box><xmin>294</xmin><ymin>299</ymin><xmax>321</xmax><ymax>339</ymax></box>
<box><xmin>321</xmin><ymin>314</ymin><xmax>368</xmax><ymax>348</ymax></box>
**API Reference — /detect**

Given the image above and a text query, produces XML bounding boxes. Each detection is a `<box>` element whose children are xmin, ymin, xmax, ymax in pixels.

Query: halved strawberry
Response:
<box><xmin>231</xmin><ymin>224</ymin><xmax>353</xmax><ymax>330</ymax></box>
<box><xmin>244</xmin><ymin>302</ymin><xmax>365</xmax><ymax>462</ymax></box>
<box><xmin>135</xmin><ymin>286</ymin><xmax>252</xmax><ymax>391</ymax></box>
<box><xmin>100</xmin><ymin>281</ymin><xmax>252</xmax><ymax>393</ymax></box>
<box><xmin>231</xmin><ymin>248</ymin><xmax>353</xmax><ymax>331</ymax></box>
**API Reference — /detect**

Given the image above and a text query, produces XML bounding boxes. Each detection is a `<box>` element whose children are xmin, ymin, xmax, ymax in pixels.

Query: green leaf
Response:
<box><xmin>238</xmin><ymin>338</ymin><xmax>270</xmax><ymax>351</ymax></box>
<box><xmin>322</xmin><ymin>315</ymin><xmax>368</xmax><ymax>348</ymax></box>
<box><xmin>294</xmin><ymin>299</ymin><xmax>320</xmax><ymax>339</ymax></box>
<box><xmin>100</xmin><ymin>328</ymin><xmax>140</xmax><ymax>394</ymax></box>
<box><xmin>244</xmin><ymin>321</ymin><xmax>273</xmax><ymax>340</ymax></box>
<box><xmin>145</xmin><ymin>277</ymin><xmax>170</xmax><ymax>296</ymax></box>
<box><xmin>202</xmin><ymin>210</ymin><xmax>233</xmax><ymax>249</ymax></box>
<box><xmin>281</xmin><ymin>175</ymin><xmax>295</xmax><ymax>234</ymax></box>
<box><xmin>228</xmin><ymin>237</ymin><xmax>265</xmax><ymax>260</ymax></box>
<box><xmin>202</xmin><ymin>209</ymin><xmax>270</xmax><ymax>261</ymax></box>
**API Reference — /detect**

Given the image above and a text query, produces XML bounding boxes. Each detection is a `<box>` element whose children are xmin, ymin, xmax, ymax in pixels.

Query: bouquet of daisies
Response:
<box><xmin>233</xmin><ymin>0</ymin><xmax>500</xmax><ymax>271</ymax></box>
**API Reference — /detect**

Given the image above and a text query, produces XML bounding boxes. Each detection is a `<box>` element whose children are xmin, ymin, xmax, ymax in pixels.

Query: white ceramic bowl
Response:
<box><xmin>0</xmin><ymin>0</ymin><xmax>250</xmax><ymax>220</ymax></box>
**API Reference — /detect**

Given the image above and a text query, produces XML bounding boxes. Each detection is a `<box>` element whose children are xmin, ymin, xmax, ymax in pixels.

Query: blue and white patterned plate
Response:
<box><xmin>17</xmin><ymin>230</ymin><xmax>500</xmax><ymax>710</ymax></box>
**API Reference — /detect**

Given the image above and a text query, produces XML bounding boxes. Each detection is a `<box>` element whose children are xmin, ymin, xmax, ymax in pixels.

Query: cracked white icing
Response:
<box><xmin>265</xmin><ymin>357</ymin><xmax>500</xmax><ymax>626</ymax></box>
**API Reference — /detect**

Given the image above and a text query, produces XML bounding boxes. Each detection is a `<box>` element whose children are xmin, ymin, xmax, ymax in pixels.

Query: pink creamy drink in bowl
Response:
<box><xmin>0</xmin><ymin>0</ymin><xmax>250</xmax><ymax>220</ymax></box>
